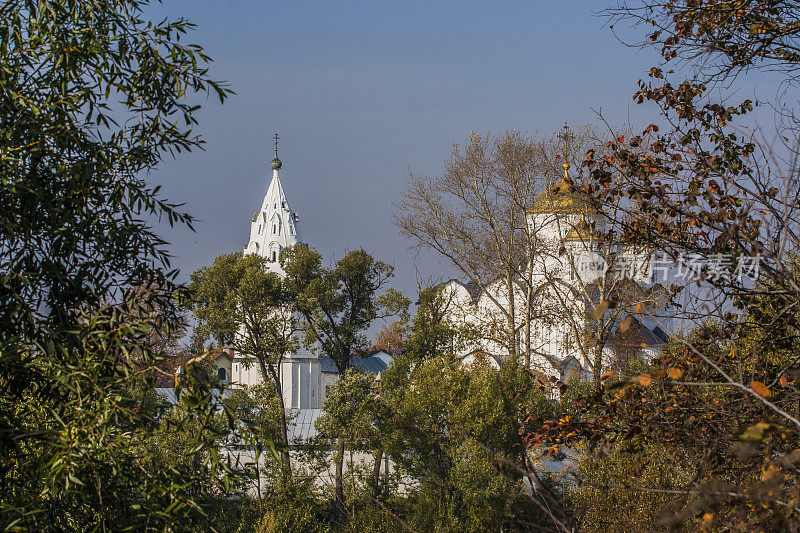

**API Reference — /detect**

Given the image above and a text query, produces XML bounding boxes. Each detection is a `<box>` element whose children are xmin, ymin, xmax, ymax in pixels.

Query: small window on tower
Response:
<box><xmin>272</xmin><ymin>251</ymin><xmax>277</xmax><ymax>262</ymax></box>
<box><xmin>273</xmin><ymin>224</ymin><xmax>277</xmax><ymax>234</ymax></box>
<box><xmin>258</xmin><ymin>224</ymin><xmax>262</xmax><ymax>234</ymax></box>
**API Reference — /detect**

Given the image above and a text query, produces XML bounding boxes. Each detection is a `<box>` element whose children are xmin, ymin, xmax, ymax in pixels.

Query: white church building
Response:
<box><xmin>440</xmin><ymin>161</ymin><xmax>672</xmax><ymax>383</ymax></box>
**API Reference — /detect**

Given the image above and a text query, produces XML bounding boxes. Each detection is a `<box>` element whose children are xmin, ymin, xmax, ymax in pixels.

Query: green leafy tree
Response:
<box><xmin>224</xmin><ymin>382</ymin><xmax>289</xmax><ymax>498</ymax></box>
<box><xmin>281</xmin><ymin>244</ymin><xmax>407</xmax><ymax>519</ymax></box>
<box><xmin>381</xmin><ymin>355</ymin><xmax>558</xmax><ymax>532</ymax></box>
<box><xmin>315</xmin><ymin>369</ymin><xmax>382</xmax><ymax>501</ymax></box>
<box><xmin>404</xmin><ymin>284</ymin><xmax>477</xmax><ymax>363</ymax></box>
<box><xmin>188</xmin><ymin>252</ymin><xmax>298</xmax><ymax>484</ymax></box>
<box><xmin>0</xmin><ymin>0</ymin><xmax>232</xmax><ymax>529</ymax></box>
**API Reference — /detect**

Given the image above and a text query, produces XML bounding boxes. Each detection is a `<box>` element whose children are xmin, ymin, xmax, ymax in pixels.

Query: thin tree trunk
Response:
<box><xmin>507</xmin><ymin>273</ymin><xmax>518</xmax><ymax>360</ymax></box>
<box><xmin>524</xmin><ymin>282</ymin><xmax>533</xmax><ymax>369</ymax></box>
<box><xmin>370</xmin><ymin>447</ymin><xmax>384</xmax><ymax>499</ymax></box>
<box><xmin>592</xmin><ymin>345</ymin><xmax>603</xmax><ymax>387</ymax></box>
<box><xmin>334</xmin><ymin>437</ymin><xmax>347</xmax><ymax>522</ymax></box>
<box><xmin>267</xmin><ymin>364</ymin><xmax>292</xmax><ymax>485</ymax></box>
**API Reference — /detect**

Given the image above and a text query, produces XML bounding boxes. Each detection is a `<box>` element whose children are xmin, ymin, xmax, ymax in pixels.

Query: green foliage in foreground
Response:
<box><xmin>0</xmin><ymin>0</ymin><xmax>234</xmax><ymax>529</ymax></box>
<box><xmin>207</xmin><ymin>356</ymin><xmax>559</xmax><ymax>533</ymax></box>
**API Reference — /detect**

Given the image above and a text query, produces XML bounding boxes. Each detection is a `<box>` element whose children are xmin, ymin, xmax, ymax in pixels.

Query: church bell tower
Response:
<box><xmin>244</xmin><ymin>133</ymin><xmax>302</xmax><ymax>276</ymax></box>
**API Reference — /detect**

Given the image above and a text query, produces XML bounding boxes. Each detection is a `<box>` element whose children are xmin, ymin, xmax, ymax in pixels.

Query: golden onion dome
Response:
<box><xmin>529</xmin><ymin>178</ymin><xmax>597</xmax><ymax>214</ymax></box>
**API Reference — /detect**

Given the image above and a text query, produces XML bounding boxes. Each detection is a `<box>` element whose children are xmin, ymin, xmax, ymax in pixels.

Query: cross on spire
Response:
<box><xmin>558</xmin><ymin>122</ymin><xmax>574</xmax><ymax>180</ymax></box>
<box><xmin>270</xmin><ymin>133</ymin><xmax>283</xmax><ymax>170</ymax></box>
<box><xmin>559</xmin><ymin>122</ymin><xmax>573</xmax><ymax>160</ymax></box>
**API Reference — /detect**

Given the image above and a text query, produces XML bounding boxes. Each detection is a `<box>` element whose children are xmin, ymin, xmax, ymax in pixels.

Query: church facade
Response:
<box><xmin>441</xmin><ymin>162</ymin><xmax>672</xmax><ymax>383</ymax></box>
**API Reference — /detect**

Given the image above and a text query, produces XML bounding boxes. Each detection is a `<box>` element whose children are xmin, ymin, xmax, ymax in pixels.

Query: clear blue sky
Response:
<box><xmin>146</xmin><ymin>1</ymin><xmax>664</xmax><ymax>303</ymax></box>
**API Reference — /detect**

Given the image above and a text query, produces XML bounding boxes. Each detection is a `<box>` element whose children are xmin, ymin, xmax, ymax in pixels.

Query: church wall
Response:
<box><xmin>280</xmin><ymin>357</ymin><xmax>320</xmax><ymax>409</ymax></box>
<box><xmin>320</xmin><ymin>372</ymin><xmax>338</xmax><ymax>405</ymax></box>
<box><xmin>211</xmin><ymin>355</ymin><xmax>232</xmax><ymax>384</ymax></box>
<box><xmin>231</xmin><ymin>357</ymin><xmax>263</xmax><ymax>388</ymax></box>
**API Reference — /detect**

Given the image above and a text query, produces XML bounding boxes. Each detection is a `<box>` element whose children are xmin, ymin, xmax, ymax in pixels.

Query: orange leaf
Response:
<box><xmin>750</xmin><ymin>381</ymin><xmax>771</xmax><ymax>398</ymax></box>
<box><xmin>780</xmin><ymin>375</ymin><xmax>788</xmax><ymax>387</ymax></box>
<box><xmin>636</xmin><ymin>374</ymin><xmax>652</xmax><ymax>387</ymax></box>
<box><xmin>600</xmin><ymin>370</ymin><xmax>615</xmax><ymax>381</ymax></box>
<box><xmin>619</xmin><ymin>315</ymin><xmax>633</xmax><ymax>333</ymax></box>
<box><xmin>592</xmin><ymin>300</ymin><xmax>611</xmax><ymax>320</ymax></box>
<box><xmin>668</xmin><ymin>367</ymin><xmax>684</xmax><ymax>380</ymax></box>
<box><xmin>634</xmin><ymin>303</ymin><xmax>643</xmax><ymax>314</ymax></box>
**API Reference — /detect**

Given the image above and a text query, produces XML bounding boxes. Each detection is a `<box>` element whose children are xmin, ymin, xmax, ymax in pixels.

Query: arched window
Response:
<box><xmin>218</xmin><ymin>367</ymin><xmax>226</xmax><ymax>381</ymax></box>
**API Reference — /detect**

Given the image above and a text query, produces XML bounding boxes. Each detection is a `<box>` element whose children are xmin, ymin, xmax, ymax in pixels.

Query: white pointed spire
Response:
<box><xmin>244</xmin><ymin>137</ymin><xmax>301</xmax><ymax>276</ymax></box>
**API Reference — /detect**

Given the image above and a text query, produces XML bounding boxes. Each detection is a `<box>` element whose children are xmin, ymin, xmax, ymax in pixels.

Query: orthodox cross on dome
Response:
<box><xmin>558</xmin><ymin>122</ymin><xmax>574</xmax><ymax>180</ymax></box>
<box><xmin>271</xmin><ymin>132</ymin><xmax>282</xmax><ymax>170</ymax></box>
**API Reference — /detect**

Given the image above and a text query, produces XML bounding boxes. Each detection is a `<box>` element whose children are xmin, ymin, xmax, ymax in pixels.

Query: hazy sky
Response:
<box><xmin>146</xmin><ymin>1</ymin><xmax>666</xmax><ymax>302</ymax></box>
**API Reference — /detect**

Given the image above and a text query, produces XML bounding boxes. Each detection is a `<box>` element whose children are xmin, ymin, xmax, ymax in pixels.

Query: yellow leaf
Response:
<box><xmin>619</xmin><ymin>315</ymin><xmax>633</xmax><ymax>333</ymax></box>
<box><xmin>634</xmin><ymin>303</ymin><xmax>643</xmax><ymax>313</ymax></box>
<box><xmin>750</xmin><ymin>381</ymin><xmax>771</xmax><ymax>398</ymax></box>
<box><xmin>593</xmin><ymin>300</ymin><xmax>610</xmax><ymax>320</ymax></box>
<box><xmin>668</xmin><ymin>367</ymin><xmax>684</xmax><ymax>380</ymax></box>
<box><xmin>740</xmin><ymin>421</ymin><xmax>771</xmax><ymax>442</ymax></box>
<box><xmin>636</xmin><ymin>374</ymin><xmax>652</xmax><ymax>387</ymax></box>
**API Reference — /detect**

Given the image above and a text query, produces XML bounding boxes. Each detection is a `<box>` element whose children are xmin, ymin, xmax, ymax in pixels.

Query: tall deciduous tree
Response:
<box><xmin>281</xmin><ymin>244</ymin><xmax>407</xmax><ymax>519</ymax></box>
<box><xmin>188</xmin><ymin>252</ymin><xmax>297</xmax><ymax>484</ymax></box>
<box><xmin>396</xmin><ymin>129</ymin><xmax>653</xmax><ymax>384</ymax></box>
<box><xmin>395</xmin><ymin>131</ymin><xmax>549</xmax><ymax>366</ymax></box>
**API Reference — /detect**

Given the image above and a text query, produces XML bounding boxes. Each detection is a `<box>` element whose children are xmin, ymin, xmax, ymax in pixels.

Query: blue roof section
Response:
<box><xmin>287</xmin><ymin>408</ymin><xmax>322</xmax><ymax>443</ymax></box>
<box><xmin>319</xmin><ymin>356</ymin><xmax>337</xmax><ymax>373</ymax></box>
<box><xmin>319</xmin><ymin>349</ymin><xmax>393</xmax><ymax>374</ymax></box>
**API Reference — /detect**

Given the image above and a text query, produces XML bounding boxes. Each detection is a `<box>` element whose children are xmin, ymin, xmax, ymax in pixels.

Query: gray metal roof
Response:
<box><xmin>608</xmin><ymin>315</ymin><xmax>666</xmax><ymax>348</ymax></box>
<box><xmin>154</xmin><ymin>387</ymin><xmax>233</xmax><ymax>408</ymax></box>
<box><xmin>287</xmin><ymin>408</ymin><xmax>322</xmax><ymax>443</ymax></box>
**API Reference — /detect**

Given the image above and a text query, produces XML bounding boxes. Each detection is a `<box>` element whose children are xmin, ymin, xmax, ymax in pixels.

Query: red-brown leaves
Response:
<box><xmin>750</xmin><ymin>381</ymin><xmax>771</xmax><ymax>398</ymax></box>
